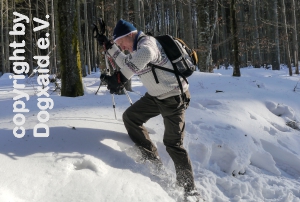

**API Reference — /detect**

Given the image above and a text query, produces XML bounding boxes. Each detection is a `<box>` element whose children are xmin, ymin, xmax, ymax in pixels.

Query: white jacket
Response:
<box><xmin>107</xmin><ymin>32</ymin><xmax>188</xmax><ymax>99</ymax></box>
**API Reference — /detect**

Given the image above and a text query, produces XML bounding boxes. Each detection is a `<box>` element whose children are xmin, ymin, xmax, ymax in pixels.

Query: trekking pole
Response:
<box><xmin>104</xmin><ymin>50</ymin><xmax>134</xmax><ymax>107</ymax></box>
<box><xmin>95</xmin><ymin>52</ymin><xmax>110</xmax><ymax>95</ymax></box>
<box><xmin>93</xmin><ymin>19</ymin><xmax>118</xmax><ymax>119</ymax></box>
<box><xmin>123</xmin><ymin>88</ymin><xmax>133</xmax><ymax>105</ymax></box>
<box><xmin>111</xmin><ymin>94</ymin><xmax>117</xmax><ymax>120</ymax></box>
<box><xmin>95</xmin><ymin>81</ymin><xmax>102</xmax><ymax>95</ymax></box>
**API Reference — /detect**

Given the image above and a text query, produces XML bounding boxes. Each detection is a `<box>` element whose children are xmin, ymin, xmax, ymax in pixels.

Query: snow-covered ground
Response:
<box><xmin>0</xmin><ymin>67</ymin><xmax>299</xmax><ymax>202</ymax></box>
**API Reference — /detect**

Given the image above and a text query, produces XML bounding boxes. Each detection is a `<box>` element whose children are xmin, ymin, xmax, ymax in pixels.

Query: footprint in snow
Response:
<box><xmin>265</xmin><ymin>101</ymin><xmax>295</xmax><ymax>120</ymax></box>
<box><xmin>248</xmin><ymin>112</ymin><xmax>257</xmax><ymax>120</ymax></box>
<box><xmin>269</xmin><ymin>122</ymin><xmax>290</xmax><ymax>132</ymax></box>
<box><xmin>215</xmin><ymin>124</ymin><xmax>236</xmax><ymax>130</ymax></box>
<box><xmin>199</xmin><ymin>99</ymin><xmax>222</xmax><ymax>106</ymax></box>
<box><xmin>73</xmin><ymin>159</ymin><xmax>98</xmax><ymax>173</ymax></box>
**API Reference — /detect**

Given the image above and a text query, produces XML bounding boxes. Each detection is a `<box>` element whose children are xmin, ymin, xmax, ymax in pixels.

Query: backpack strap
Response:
<box><xmin>137</xmin><ymin>35</ymin><xmax>188</xmax><ymax>96</ymax></box>
<box><xmin>136</xmin><ymin>35</ymin><xmax>146</xmax><ymax>44</ymax></box>
<box><xmin>148</xmin><ymin>64</ymin><xmax>175</xmax><ymax>83</ymax></box>
<box><xmin>148</xmin><ymin>63</ymin><xmax>188</xmax><ymax>96</ymax></box>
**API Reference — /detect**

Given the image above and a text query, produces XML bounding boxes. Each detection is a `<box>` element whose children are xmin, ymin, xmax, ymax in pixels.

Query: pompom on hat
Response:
<box><xmin>113</xmin><ymin>20</ymin><xmax>137</xmax><ymax>41</ymax></box>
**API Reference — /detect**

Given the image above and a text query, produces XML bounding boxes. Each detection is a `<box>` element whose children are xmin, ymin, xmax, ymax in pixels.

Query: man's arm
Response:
<box><xmin>106</xmin><ymin>37</ymin><xmax>158</xmax><ymax>79</ymax></box>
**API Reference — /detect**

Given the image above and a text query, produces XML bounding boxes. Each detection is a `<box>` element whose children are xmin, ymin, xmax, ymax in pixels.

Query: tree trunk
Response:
<box><xmin>192</xmin><ymin>0</ymin><xmax>197</xmax><ymax>48</ymax></box>
<box><xmin>134</xmin><ymin>0</ymin><xmax>141</xmax><ymax>28</ymax></box>
<box><xmin>230</xmin><ymin>0</ymin><xmax>241</xmax><ymax>76</ymax></box>
<box><xmin>57</xmin><ymin>0</ymin><xmax>84</xmax><ymax>97</ymax></box>
<box><xmin>84</xmin><ymin>0</ymin><xmax>91</xmax><ymax>75</ymax></box>
<box><xmin>271</xmin><ymin>0</ymin><xmax>280</xmax><ymax>70</ymax></box>
<box><xmin>183</xmin><ymin>1</ymin><xmax>193</xmax><ymax>48</ymax></box>
<box><xmin>117</xmin><ymin>0</ymin><xmax>123</xmax><ymax>20</ymax></box>
<box><xmin>5</xmin><ymin>0</ymin><xmax>10</xmax><ymax>73</ymax></box>
<box><xmin>140</xmin><ymin>0</ymin><xmax>145</xmax><ymax>31</ymax></box>
<box><xmin>1</xmin><ymin>0</ymin><xmax>5</xmax><ymax>74</ymax></box>
<box><xmin>251</xmin><ymin>0</ymin><xmax>261</xmax><ymax>67</ymax></box>
<box><xmin>150</xmin><ymin>0</ymin><xmax>157</xmax><ymax>35</ymax></box>
<box><xmin>99</xmin><ymin>0</ymin><xmax>105</xmax><ymax>72</ymax></box>
<box><xmin>45</xmin><ymin>0</ymin><xmax>49</xmax><ymax>55</ymax></box>
<box><xmin>160</xmin><ymin>0</ymin><xmax>166</xmax><ymax>34</ymax></box>
<box><xmin>51</xmin><ymin>0</ymin><xmax>58</xmax><ymax>74</ymax></box>
<box><xmin>124</xmin><ymin>0</ymin><xmax>129</xmax><ymax>21</ymax></box>
<box><xmin>257</xmin><ymin>0</ymin><xmax>264</xmax><ymax>65</ymax></box>
<box><xmin>90</xmin><ymin>2</ymin><xmax>96</xmax><ymax>73</ymax></box>
<box><xmin>298</xmin><ymin>1</ymin><xmax>300</xmax><ymax>70</ymax></box>
<box><xmin>29</xmin><ymin>0</ymin><xmax>33</xmax><ymax>75</ymax></box>
<box><xmin>77</xmin><ymin>0</ymin><xmax>85</xmax><ymax>76</ymax></box>
<box><xmin>176</xmin><ymin>0</ymin><xmax>184</xmax><ymax>38</ymax></box>
<box><xmin>291</xmin><ymin>0</ymin><xmax>299</xmax><ymax>74</ymax></box>
<box><xmin>281</xmin><ymin>0</ymin><xmax>292</xmax><ymax>76</ymax></box>
<box><xmin>237</xmin><ymin>1</ymin><xmax>246</xmax><ymax>67</ymax></box>
<box><xmin>168</xmin><ymin>0</ymin><xmax>176</xmax><ymax>36</ymax></box>
<box><xmin>197</xmin><ymin>0</ymin><xmax>217</xmax><ymax>72</ymax></box>
<box><xmin>221</xmin><ymin>0</ymin><xmax>229</xmax><ymax>68</ymax></box>
<box><xmin>197</xmin><ymin>0</ymin><xmax>209</xmax><ymax>72</ymax></box>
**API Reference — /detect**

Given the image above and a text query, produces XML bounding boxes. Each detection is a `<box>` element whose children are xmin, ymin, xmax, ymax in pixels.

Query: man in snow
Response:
<box><xmin>98</xmin><ymin>19</ymin><xmax>200</xmax><ymax>199</ymax></box>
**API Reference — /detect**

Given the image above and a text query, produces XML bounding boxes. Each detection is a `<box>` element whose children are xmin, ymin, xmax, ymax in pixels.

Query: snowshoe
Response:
<box><xmin>184</xmin><ymin>189</ymin><xmax>203</xmax><ymax>202</ymax></box>
<box><xmin>125</xmin><ymin>145</ymin><xmax>162</xmax><ymax>167</ymax></box>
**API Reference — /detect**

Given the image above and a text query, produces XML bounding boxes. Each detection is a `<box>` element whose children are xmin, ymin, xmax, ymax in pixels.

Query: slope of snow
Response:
<box><xmin>0</xmin><ymin>67</ymin><xmax>299</xmax><ymax>202</ymax></box>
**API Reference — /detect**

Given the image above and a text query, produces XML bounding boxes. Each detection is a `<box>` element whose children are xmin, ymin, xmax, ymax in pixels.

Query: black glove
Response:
<box><xmin>100</xmin><ymin>73</ymin><xmax>106</xmax><ymax>82</ymax></box>
<box><xmin>96</xmin><ymin>34</ymin><xmax>108</xmax><ymax>45</ymax></box>
<box><xmin>96</xmin><ymin>34</ymin><xmax>113</xmax><ymax>50</ymax></box>
<box><xmin>101</xmin><ymin>71</ymin><xmax>128</xmax><ymax>94</ymax></box>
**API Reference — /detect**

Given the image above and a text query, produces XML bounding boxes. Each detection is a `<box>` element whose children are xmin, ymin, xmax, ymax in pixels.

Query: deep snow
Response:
<box><xmin>0</xmin><ymin>67</ymin><xmax>299</xmax><ymax>202</ymax></box>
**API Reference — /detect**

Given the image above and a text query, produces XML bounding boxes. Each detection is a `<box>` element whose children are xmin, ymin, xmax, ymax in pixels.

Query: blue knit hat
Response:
<box><xmin>113</xmin><ymin>20</ymin><xmax>137</xmax><ymax>41</ymax></box>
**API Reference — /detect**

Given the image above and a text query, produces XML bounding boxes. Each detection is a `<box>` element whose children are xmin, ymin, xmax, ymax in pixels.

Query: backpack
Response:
<box><xmin>139</xmin><ymin>34</ymin><xmax>198</xmax><ymax>96</ymax></box>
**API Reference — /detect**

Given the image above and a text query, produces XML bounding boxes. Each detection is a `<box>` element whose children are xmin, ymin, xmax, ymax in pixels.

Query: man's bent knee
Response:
<box><xmin>163</xmin><ymin>138</ymin><xmax>183</xmax><ymax>148</ymax></box>
<box><xmin>122</xmin><ymin>109</ymin><xmax>130</xmax><ymax>124</ymax></box>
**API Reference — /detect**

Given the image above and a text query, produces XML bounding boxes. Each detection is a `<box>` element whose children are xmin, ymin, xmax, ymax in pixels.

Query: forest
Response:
<box><xmin>1</xmin><ymin>0</ymin><xmax>300</xmax><ymax>96</ymax></box>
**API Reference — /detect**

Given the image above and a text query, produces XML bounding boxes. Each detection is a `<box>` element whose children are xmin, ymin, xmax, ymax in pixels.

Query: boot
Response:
<box><xmin>184</xmin><ymin>189</ymin><xmax>202</xmax><ymax>202</ymax></box>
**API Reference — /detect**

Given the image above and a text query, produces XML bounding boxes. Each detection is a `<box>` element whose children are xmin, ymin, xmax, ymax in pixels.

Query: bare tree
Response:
<box><xmin>28</xmin><ymin>0</ymin><xmax>34</xmax><ymax>74</ymax></box>
<box><xmin>220</xmin><ymin>0</ymin><xmax>229</xmax><ymax>68</ymax></box>
<box><xmin>56</xmin><ymin>0</ymin><xmax>84</xmax><ymax>97</ymax></box>
<box><xmin>124</xmin><ymin>0</ymin><xmax>129</xmax><ymax>21</ymax></box>
<box><xmin>5</xmin><ymin>0</ymin><xmax>10</xmax><ymax>73</ymax></box>
<box><xmin>84</xmin><ymin>0</ymin><xmax>91</xmax><ymax>75</ymax></box>
<box><xmin>271</xmin><ymin>0</ymin><xmax>280</xmax><ymax>70</ymax></box>
<box><xmin>237</xmin><ymin>1</ymin><xmax>247</xmax><ymax>67</ymax></box>
<box><xmin>230</xmin><ymin>0</ymin><xmax>240</xmax><ymax>76</ymax></box>
<box><xmin>160</xmin><ymin>0</ymin><xmax>166</xmax><ymax>34</ymax></box>
<box><xmin>168</xmin><ymin>0</ymin><xmax>176</xmax><ymax>36</ymax></box>
<box><xmin>176</xmin><ymin>0</ymin><xmax>184</xmax><ymax>38</ymax></box>
<box><xmin>251</xmin><ymin>0</ymin><xmax>261</xmax><ymax>67</ymax></box>
<box><xmin>8</xmin><ymin>0</ymin><xmax>299</xmax><ymax>81</ymax></box>
<box><xmin>197</xmin><ymin>0</ymin><xmax>218</xmax><ymax>72</ymax></box>
<box><xmin>1</xmin><ymin>0</ymin><xmax>5</xmax><ymax>74</ymax></box>
<box><xmin>51</xmin><ymin>0</ymin><xmax>58</xmax><ymax>74</ymax></box>
<box><xmin>281</xmin><ymin>0</ymin><xmax>292</xmax><ymax>76</ymax></box>
<box><xmin>183</xmin><ymin>0</ymin><xmax>193</xmax><ymax>48</ymax></box>
<box><xmin>291</xmin><ymin>0</ymin><xmax>299</xmax><ymax>74</ymax></box>
<box><xmin>140</xmin><ymin>0</ymin><xmax>145</xmax><ymax>31</ymax></box>
<box><xmin>117</xmin><ymin>0</ymin><xmax>123</xmax><ymax>20</ymax></box>
<box><xmin>77</xmin><ymin>0</ymin><xmax>85</xmax><ymax>76</ymax></box>
<box><xmin>134</xmin><ymin>0</ymin><xmax>141</xmax><ymax>29</ymax></box>
<box><xmin>150</xmin><ymin>0</ymin><xmax>158</xmax><ymax>35</ymax></box>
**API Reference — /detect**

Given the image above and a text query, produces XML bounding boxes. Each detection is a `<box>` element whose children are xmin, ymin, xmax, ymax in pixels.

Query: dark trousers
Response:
<box><xmin>122</xmin><ymin>90</ymin><xmax>195</xmax><ymax>191</ymax></box>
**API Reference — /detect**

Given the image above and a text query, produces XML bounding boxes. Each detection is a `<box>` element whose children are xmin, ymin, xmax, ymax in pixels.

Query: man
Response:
<box><xmin>98</xmin><ymin>19</ymin><xmax>200</xmax><ymax>200</ymax></box>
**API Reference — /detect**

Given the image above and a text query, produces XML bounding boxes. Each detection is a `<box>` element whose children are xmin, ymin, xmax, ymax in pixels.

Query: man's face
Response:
<box><xmin>115</xmin><ymin>33</ymin><xmax>135</xmax><ymax>52</ymax></box>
